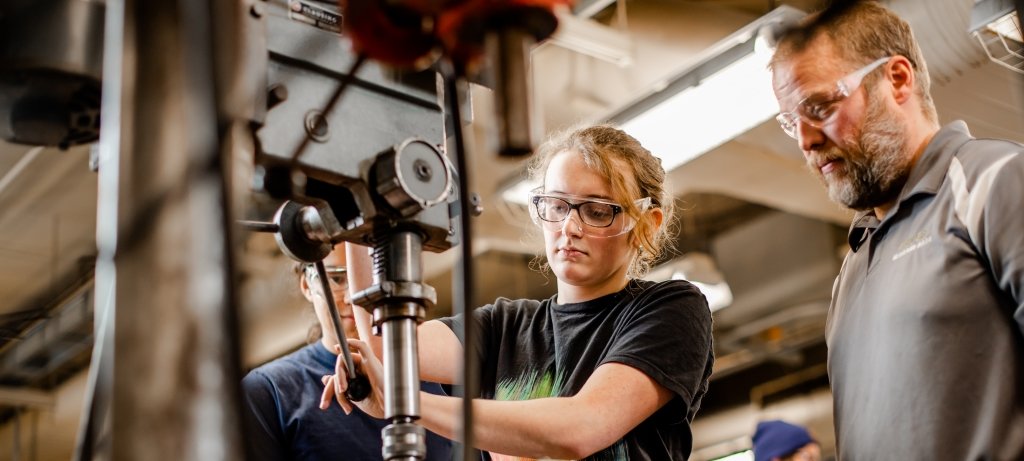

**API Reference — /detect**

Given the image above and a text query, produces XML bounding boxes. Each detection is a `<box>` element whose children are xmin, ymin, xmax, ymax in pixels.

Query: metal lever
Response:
<box><xmin>237</xmin><ymin>220</ymin><xmax>279</xmax><ymax>233</ymax></box>
<box><xmin>313</xmin><ymin>260</ymin><xmax>371</xmax><ymax>402</ymax></box>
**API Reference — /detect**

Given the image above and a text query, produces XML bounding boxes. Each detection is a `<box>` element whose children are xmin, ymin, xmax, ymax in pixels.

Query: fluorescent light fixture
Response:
<box><xmin>619</xmin><ymin>51</ymin><xmax>777</xmax><ymax>171</ymax></box>
<box><xmin>608</xmin><ymin>6</ymin><xmax>804</xmax><ymax>172</ymax></box>
<box><xmin>987</xmin><ymin>11</ymin><xmax>1022</xmax><ymax>42</ymax></box>
<box><xmin>499</xmin><ymin>6</ymin><xmax>803</xmax><ymax>209</ymax></box>
<box><xmin>970</xmin><ymin>0</ymin><xmax>1024</xmax><ymax>74</ymax></box>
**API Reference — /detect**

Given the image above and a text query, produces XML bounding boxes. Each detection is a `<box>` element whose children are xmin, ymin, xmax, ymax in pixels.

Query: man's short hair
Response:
<box><xmin>768</xmin><ymin>0</ymin><xmax>938</xmax><ymax>123</ymax></box>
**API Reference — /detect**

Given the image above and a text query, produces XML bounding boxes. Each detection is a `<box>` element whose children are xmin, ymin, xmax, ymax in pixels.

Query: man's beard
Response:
<box><xmin>812</xmin><ymin>90</ymin><xmax>914</xmax><ymax>211</ymax></box>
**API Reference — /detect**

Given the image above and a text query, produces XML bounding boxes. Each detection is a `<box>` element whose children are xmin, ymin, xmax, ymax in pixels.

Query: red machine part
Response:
<box><xmin>341</xmin><ymin>0</ymin><xmax>572</xmax><ymax>73</ymax></box>
<box><xmin>340</xmin><ymin>0</ymin><xmax>439</xmax><ymax>69</ymax></box>
<box><xmin>437</xmin><ymin>0</ymin><xmax>568</xmax><ymax>74</ymax></box>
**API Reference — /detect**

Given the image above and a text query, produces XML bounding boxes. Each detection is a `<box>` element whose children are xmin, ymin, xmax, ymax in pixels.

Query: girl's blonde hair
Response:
<box><xmin>527</xmin><ymin>124</ymin><xmax>675</xmax><ymax>278</ymax></box>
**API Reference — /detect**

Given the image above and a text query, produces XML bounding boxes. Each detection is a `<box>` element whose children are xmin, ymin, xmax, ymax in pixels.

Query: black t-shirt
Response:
<box><xmin>441</xmin><ymin>279</ymin><xmax>714</xmax><ymax>460</ymax></box>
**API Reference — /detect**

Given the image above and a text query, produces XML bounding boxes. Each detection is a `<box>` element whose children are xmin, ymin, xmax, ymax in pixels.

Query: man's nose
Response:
<box><xmin>797</xmin><ymin>119</ymin><xmax>826</xmax><ymax>153</ymax></box>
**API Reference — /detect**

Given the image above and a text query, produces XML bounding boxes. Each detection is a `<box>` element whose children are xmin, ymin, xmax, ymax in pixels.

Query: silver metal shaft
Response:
<box><xmin>374</xmin><ymin>231</ymin><xmax>427</xmax><ymax>460</ymax></box>
<box><xmin>381</xmin><ymin>315</ymin><xmax>421</xmax><ymax>418</ymax></box>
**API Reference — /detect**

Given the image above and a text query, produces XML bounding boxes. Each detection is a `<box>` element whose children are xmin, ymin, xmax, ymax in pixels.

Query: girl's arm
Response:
<box><xmin>418</xmin><ymin>362</ymin><xmax>672</xmax><ymax>459</ymax></box>
<box><xmin>323</xmin><ymin>337</ymin><xmax>673</xmax><ymax>460</ymax></box>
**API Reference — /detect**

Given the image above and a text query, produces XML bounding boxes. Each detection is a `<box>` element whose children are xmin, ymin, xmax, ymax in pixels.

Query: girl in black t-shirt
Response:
<box><xmin>323</xmin><ymin>125</ymin><xmax>714</xmax><ymax>460</ymax></box>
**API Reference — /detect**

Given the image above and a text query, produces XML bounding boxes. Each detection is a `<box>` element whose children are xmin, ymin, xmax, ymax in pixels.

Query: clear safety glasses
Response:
<box><xmin>304</xmin><ymin>264</ymin><xmax>347</xmax><ymax>289</ymax></box>
<box><xmin>776</xmin><ymin>56</ymin><xmax>891</xmax><ymax>139</ymax></box>
<box><xmin>528</xmin><ymin>189</ymin><xmax>652</xmax><ymax>238</ymax></box>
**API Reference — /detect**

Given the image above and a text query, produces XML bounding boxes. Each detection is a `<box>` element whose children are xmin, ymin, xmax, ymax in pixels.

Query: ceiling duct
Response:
<box><xmin>0</xmin><ymin>281</ymin><xmax>94</xmax><ymax>386</ymax></box>
<box><xmin>888</xmin><ymin>0</ymin><xmax>988</xmax><ymax>84</ymax></box>
<box><xmin>711</xmin><ymin>211</ymin><xmax>841</xmax><ymax>331</ymax></box>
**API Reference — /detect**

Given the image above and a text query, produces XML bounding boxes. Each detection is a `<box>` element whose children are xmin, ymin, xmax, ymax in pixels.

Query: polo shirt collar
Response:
<box><xmin>899</xmin><ymin>120</ymin><xmax>972</xmax><ymax>199</ymax></box>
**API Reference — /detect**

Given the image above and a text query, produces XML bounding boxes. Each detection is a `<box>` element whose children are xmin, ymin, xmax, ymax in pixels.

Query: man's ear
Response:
<box><xmin>887</xmin><ymin>55</ymin><xmax>915</xmax><ymax>105</ymax></box>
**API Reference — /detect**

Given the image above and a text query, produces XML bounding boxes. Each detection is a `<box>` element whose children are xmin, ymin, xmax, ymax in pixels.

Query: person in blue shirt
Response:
<box><xmin>241</xmin><ymin>248</ymin><xmax>453</xmax><ymax>461</ymax></box>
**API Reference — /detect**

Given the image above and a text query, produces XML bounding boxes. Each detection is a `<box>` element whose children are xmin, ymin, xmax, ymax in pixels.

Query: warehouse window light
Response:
<box><xmin>500</xmin><ymin>176</ymin><xmax>539</xmax><ymax>206</ymax></box>
<box><xmin>643</xmin><ymin>252</ymin><xmax>733</xmax><ymax>312</ymax></box>
<box><xmin>668</xmin><ymin>252</ymin><xmax>733</xmax><ymax>313</ymax></box>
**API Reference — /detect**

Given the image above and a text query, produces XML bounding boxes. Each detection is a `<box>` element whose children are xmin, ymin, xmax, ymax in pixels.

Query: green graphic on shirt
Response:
<box><xmin>495</xmin><ymin>369</ymin><xmax>563</xmax><ymax>401</ymax></box>
<box><xmin>489</xmin><ymin>371</ymin><xmax>629</xmax><ymax>461</ymax></box>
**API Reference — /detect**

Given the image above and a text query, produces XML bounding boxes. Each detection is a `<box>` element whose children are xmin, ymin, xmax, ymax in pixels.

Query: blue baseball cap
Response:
<box><xmin>752</xmin><ymin>420</ymin><xmax>816</xmax><ymax>461</ymax></box>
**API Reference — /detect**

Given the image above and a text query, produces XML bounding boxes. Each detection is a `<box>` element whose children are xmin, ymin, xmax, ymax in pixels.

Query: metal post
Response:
<box><xmin>373</xmin><ymin>231</ymin><xmax>427</xmax><ymax>461</ymax></box>
<box><xmin>88</xmin><ymin>0</ymin><xmax>245</xmax><ymax>459</ymax></box>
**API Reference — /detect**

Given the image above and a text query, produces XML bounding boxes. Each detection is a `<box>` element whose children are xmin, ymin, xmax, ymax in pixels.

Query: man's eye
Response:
<box><xmin>803</xmin><ymin>101</ymin><xmax>836</xmax><ymax>121</ymax></box>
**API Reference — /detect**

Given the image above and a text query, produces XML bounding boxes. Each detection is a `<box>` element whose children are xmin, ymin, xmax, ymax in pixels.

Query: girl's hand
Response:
<box><xmin>319</xmin><ymin>339</ymin><xmax>386</xmax><ymax>419</ymax></box>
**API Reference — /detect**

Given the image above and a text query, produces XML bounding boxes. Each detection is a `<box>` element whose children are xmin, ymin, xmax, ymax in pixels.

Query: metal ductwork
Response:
<box><xmin>0</xmin><ymin>282</ymin><xmax>94</xmax><ymax>386</ymax></box>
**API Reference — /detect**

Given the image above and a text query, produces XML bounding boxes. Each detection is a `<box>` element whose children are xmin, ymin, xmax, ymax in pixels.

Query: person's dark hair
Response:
<box><xmin>527</xmin><ymin>124</ymin><xmax>675</xmax><ymax>277</ymax></box>
<box><xmin>768</xmin><ymin>0</ymin><xmax>937</xmax><ymax>123</ymax></box>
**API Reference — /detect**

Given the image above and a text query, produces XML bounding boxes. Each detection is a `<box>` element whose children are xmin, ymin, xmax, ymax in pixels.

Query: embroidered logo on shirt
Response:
<box><xmin>891</xmin><ymin>231</ymin><xmax>933</xmax><ymax>261</ymax></box>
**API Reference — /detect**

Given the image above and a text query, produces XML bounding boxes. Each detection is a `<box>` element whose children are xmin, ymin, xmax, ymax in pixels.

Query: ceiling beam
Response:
<box><xmin>0</xmin><ymin>386</ymin><xmax>55</xmax><ymax>409</ymax></box>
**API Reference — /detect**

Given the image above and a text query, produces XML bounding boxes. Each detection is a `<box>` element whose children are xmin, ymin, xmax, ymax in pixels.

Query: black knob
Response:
<box><xmin>345</xmin><ymin>373</ymin><xmax>372</xmax><ymax>402</ymax></box>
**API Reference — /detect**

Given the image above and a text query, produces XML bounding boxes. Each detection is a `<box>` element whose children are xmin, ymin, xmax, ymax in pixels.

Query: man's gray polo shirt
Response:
<box><xmin>827</xmin><ymin>121</ymin><xmax>1024</xmax><ymax>460</ymax></box>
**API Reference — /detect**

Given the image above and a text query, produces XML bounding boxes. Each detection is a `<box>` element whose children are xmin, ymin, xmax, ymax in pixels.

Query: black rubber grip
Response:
<box><xmin>345</xmin><ymin>373</ymin><xmax>372</xmax><ymax>402</ymax></box>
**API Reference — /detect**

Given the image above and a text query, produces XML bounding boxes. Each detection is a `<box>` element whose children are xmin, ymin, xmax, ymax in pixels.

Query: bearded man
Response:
<box><xmin>769</xmin><ymin>2</ymin><xmax>1024</xmax><ymax>459</ymax></box>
